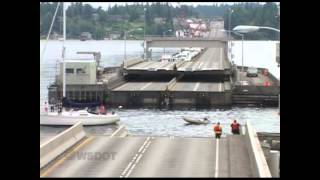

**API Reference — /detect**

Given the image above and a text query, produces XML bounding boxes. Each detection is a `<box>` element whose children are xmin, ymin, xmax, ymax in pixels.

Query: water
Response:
<box><xmin>40</xmin><ymin>107</ymin><xmax>279</xmax><ymax>139</ymax></box>
<box><xmin>117</xmin><ymin>107</ymin><xmax>279</xmax><ymax>137</ymax></box>
<box><xmin>40</xmin><ymin>40</ymin><xmax>280</xmax><ymax>138</ymax></box>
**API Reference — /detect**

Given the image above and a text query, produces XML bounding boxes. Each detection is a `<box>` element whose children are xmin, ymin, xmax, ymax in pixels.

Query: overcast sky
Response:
<box><xmin>63</xmin><ymin>2</ymin><xmax>278</xmax><ymax>10</ymax></box>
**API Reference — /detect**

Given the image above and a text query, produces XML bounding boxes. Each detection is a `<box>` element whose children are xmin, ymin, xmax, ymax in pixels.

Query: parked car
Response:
<box><xmin>247</xmin><ymin>67</ymin><xmax>258</xmax><ymax>77</ymax></box>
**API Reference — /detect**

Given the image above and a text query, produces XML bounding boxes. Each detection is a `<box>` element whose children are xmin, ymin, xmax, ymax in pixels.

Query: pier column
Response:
<box><xmin>267</xmin><ymin>150</ymin><xmax>280</xmax><ymax>177</ymax></box>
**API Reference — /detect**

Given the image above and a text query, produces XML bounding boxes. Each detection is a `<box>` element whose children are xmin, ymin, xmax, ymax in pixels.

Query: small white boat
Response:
<box><xmin>183</xmin><ymin>117</ymin><xmax>210</xmax><ymax>124</ymax></box>
<box><xmin>40</xmin><ymin>110</ymin><xmax>120</xmax><ymax>126</ymax></box>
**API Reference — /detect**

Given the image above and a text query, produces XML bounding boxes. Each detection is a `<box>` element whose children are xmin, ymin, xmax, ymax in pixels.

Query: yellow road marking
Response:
<box><xmin>40</xmin><ymin>136</ymin><xmax>94</xmax><ymax>177</ymax></box>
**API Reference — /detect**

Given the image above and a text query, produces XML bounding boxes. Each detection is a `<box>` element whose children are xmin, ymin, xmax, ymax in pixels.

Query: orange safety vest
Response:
<box><xmin>231</xmin><ymin>123</ymin><xmax>240</xmax><ymax>131</ymax></box>
<box><xmin>214</xmin><ymin>125</ymin><xmax>222</xmax><ymax>134</ymax></box>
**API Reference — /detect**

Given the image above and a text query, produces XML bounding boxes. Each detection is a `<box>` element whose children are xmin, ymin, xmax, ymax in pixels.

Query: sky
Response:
<box><xmin>63</xmin><ymin>2</ymin><xmax>278</xmax><ymax>10</ymax></box>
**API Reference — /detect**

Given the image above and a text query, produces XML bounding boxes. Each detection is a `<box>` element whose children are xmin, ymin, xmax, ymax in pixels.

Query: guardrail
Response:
<box><xmin>244</xmin><ymin>121</ymin><xmax>272</xmax><ymax>177</ymax></box>
<box><xmin>40</xmin><ymin>122</ymin><xmax>86</xmax><ymax>169</ymax></box>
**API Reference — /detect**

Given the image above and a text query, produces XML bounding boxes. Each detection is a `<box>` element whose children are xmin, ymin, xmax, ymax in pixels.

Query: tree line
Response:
<box><xmin>223</xmin><ymin>2</ymin><xmax>279</xmax><ymax>40</ymax></box>
<box><xmin>40</xmin><ymin>2</ymin><xmax>279</xmax><ymax>40</ymax></box>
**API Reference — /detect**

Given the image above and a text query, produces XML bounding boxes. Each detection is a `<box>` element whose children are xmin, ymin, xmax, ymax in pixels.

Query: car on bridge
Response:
<box><xmin>247</xmin><ymin>67</ymin><xmax>258</xmax><ymax>77</ymax></box>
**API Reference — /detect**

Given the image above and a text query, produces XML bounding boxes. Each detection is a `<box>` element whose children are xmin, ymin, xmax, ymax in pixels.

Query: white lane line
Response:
<box><xmin>199</xmin><ymin>62</ymin><xmax>204</xmax><ymax>69</ymax></box>
<box><xmin>120</xmin><ymin>154</ymin><xmax>138</xmax><ymax>177</ymax></box>
<box><xmin>110</xmin><ymin>125</ymin><xmax>125</xmax><ymax>137</ymax></box>
<box><xmin>215</xmin><ymin>138</ymin><xmax>219</xmax><ymax>178</ymax></box>
<box><xmin>138</xmin><ymin>137</ymin><xmax>150</xmax><ymax>153</ymax></box>
<box><xmin>125</xmin><ymin>139</ymin><xmax>151</xmax><ymax>177</ymax></box>
<box><xmin>120</xmin><ymin>138</ymin><xmax>149</xmax><ymax>177</ymax></box>
<box><xmin>121</xmin><ymin>137</ymin><xmax>151</xmax><ymax>178</ymax></box>
<box><xmin>159</xmin><ymin>62</ymin><xmax>171</xmax><ymax>69</ymax></box>
<box><xmin>141</xmin><ymin>141</ymin><xmax>151</xmax><ymax>153</ymax></box>
<box><xmin>126</xmin><ymin>161</ymin><xmax>138</xmax><ymax>177</ymax></box>
<box><xmin>193</xmin><ymin>82</ymin><xmax>200</xmax><ymax>91</ymax></box>
<box><xmin>140</xmin><ymin>82</ymin><xmax>153</xmax><ymax>90</ymax></box>
<box><xmin>129</xmin><ymin>61</ymin><xmax>151</xmax><ymax>69</ymax></box>
<box><xmin>140</xmin><ymin>61</ymin><xmax>157</xmax><ymax>70</ymax></box>
<box><xmin>140</xmin><ymin>61</ymin><xmax>155</xmax><ymax>68</ymax></box>
<box><xmin>113</xmin><ymin>83</ymin><xmax>129</xmax><ymax>91</ymax></box>
<box><xmin>219</xmin><ymin>83</ymin><xmax>222</xmax><ymax>92</ymax></box>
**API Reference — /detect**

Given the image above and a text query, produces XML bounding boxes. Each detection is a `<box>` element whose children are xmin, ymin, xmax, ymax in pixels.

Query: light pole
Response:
<box><xmin>221</xmin><ymin>29</ymin><xmax>244</xmax><ymax>85</ymax></box>
<box><xmin>62</xmin><ymin>2</ymin><xmax>66</xmax><ymax>99</ymax></box>
<box><xmin>233</xmin><ymin>25</ymin><xmax>280</xmax><ymax>33</ymax></box>
<box><xmin>124</xmin><ymin>31</ymin><xmax>127</xmax><ymax>62</ymax></box>
<box><xmin>163</xmin><ymin>29</ymin><xmax>172</xmax><ymax>55</ymax></box>
<box><xmin>143</xmin><ymin>8</ymin><xmax>146</xmax><ymax>59</ymax></box>
<box><xmin>224</xmin><ymin>30</ymin><xmax>244</xmax><ymax>72</ymax></box>
<box><xmin>233</xmin><ymin>25</ymin><xmax>280</xmax><ymax>113</ymax></box>
<box><xmin>124</xmin><ymin>28</ymin><xmax>143</xmax><ymax>63</ymax></box>
<box><xmin>228</xmin><ymin>8</ymin><xmax>233</xmax><ymax>40</ymax></box>
<box><xmin>233</xmin><ymin>25</ymin><xmax>280</xmax><ymax>71</ymax></box>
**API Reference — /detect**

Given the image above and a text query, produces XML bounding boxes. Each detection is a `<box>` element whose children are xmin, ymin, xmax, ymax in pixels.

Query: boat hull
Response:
<box><xmin>40</xmin><ymin>114</ymin><xmax>120</xmax><ymax>126</ymax></box>
<box><xmin>183</xmin><ymin>117</ymin><xmax>209</xmax><ymax>124</ymax></box>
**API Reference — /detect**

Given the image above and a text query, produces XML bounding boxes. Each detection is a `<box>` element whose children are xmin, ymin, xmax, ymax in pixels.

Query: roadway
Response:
<box><xmin>112</xmin><ymin>81</ymin><xmax>231</xmax><ymax>92</ymax></box>
<box><xmin>113</xmin><ymin>81</ymin><xmax>168</xmax><ymax>91</ymax></box>
<box><xmin>126</xmin><ymin>47</ymin><xmax>228</xmax><ymax>72</ymax></box>
<box><xmin>172</xmin><ymin>82</ymin><xmax>231</xmax><ymax>92</ymax></box>
<box><xmin>41</xmin><ymin>135</ymin><xmax>253</xmax><ymax>177</ymax></box>
<box><xmin>177</xmin><ymin>20</ymin><xmax>229</xmax><ymax>72</ymax></box>
<box><xmin>238</xmin><ymin>71</ymin><xmax>274</xmax><ymax>86</ymax></box>
<box><xmin>126</xmin><ymin>20</ymin><xmax>229</xmax><ymax>72</ymax></box>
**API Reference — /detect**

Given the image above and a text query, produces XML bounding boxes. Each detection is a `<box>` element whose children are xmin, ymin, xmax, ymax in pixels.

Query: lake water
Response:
<box><xmin>40</xmin><ymin>40</ymin><xmax>280</xmax><ymax>138</ymax></box>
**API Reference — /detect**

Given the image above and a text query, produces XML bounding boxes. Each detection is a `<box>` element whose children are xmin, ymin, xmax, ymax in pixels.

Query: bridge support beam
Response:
<box><xmin>267</xmin><ymin>150</ymin><xmax>280</xmax><ymax>177</ymax></box>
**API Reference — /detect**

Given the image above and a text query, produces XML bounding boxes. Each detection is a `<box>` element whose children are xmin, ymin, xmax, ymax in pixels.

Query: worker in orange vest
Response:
<box><xmin>213</xmin><ymin>122</ymin><xmax>222</xmax><ymax>139</ymax></box>
<box><xmin>231</xmin><ymin>120</ymin><xmax>241</xmax><ymax>135</ymax></box>
<box><xmin>99</xmin><ymin>104</ymin><xmax>106</xmax><ymax>114</ymax></box>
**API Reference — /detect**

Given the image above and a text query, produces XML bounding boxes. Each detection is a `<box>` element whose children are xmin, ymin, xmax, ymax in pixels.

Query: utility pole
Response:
<box><xmin>62</xmin><ymin>2</ymin><xmax>66</xmax><ymax>98</ymax></box>
<box><xmin>144</xmin><ymin>8</ymin><xmax>146</xmax><ymax>60</ymax></box>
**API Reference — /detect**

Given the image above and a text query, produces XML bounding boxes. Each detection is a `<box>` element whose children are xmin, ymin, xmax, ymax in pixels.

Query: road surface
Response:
<box><xmin>41</xmin><ymin>135</ymin><xmax>252</xmax><ymax>177</ymax></box>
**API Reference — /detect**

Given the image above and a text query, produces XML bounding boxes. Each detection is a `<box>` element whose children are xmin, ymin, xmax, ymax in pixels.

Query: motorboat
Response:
<box><xmin>40</xmin><ymin>110</ymin><xmax>120</xmax><ymax>126</ymax></box>
<box><xmin>182</xmin><ymin>117</ymin><xmax>210</xmax><ymax>125</ymax></box>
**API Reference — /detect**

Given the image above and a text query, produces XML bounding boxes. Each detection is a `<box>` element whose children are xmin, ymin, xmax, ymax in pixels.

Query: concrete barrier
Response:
<box><xmin>40</xmin><ymin>122</ymin><xmax>86</xmax><ymax>169</ymax></box>
<box><xmin>244</xmin><ymin>121</ymin><xmax>272</xmax><ymax>177</ymax></box>
<box><xmin>267</xmin><ymin>150</ymin><xmax>280</xmax><ymax>177</ymax></box>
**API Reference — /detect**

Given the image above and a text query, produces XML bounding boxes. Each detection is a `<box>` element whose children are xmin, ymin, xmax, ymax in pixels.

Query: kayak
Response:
<box><xmin>182</xmin><ymin>117</ymin><xmax>210</xmax><ymax>124</ymax></box>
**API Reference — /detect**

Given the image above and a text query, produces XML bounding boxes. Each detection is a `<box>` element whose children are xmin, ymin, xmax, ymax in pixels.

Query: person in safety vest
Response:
<box><xmin>99</xmin><ymin>104</ymin><xmax>106</xmax><ymax>114</ymax></box>
<box><xmin>231</xmin><ymin>120</ymin><xmax>241</xmax><ymax>135</ymax></box>
<box><xmin>213</xmin><ymin>122</ymin><xmax>222</xmax><ymax>139</ymax></box>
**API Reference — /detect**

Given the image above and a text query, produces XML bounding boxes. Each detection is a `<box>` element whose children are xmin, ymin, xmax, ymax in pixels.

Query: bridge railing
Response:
<box><xmin>40</xmin><ymin>122</ymin><xmax>86</xmax><ymax>169</ymax></box>
<box><xmin>244</xmin><ymin>121</ymin><xmax>272</xmax><ymax>177</ymax></box>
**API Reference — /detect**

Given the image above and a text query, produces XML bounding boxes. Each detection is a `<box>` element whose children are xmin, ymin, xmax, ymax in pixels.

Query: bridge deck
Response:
<box><xmin>42</xmin><ymin>135</ymin><xmax>253</xmax><ymax>177</ymax></box>
<box><xmin>112</xmin><ymin>81</ymin><xmax>231</xmax><ymax>92</ymax></box>
<box><xmin>113</xmin><ymin>81</ymin><xmax>168</xmax><ymax>91</ymax></box>
<box><xmin>172</xmin><ymin>82</ymin><xmax>231</xmax><ymax>92</ymax></box>
<box><xmin>126</xmin><ymin>47</ymin><xmax>229</xmax><ymax>72</ymax></box>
